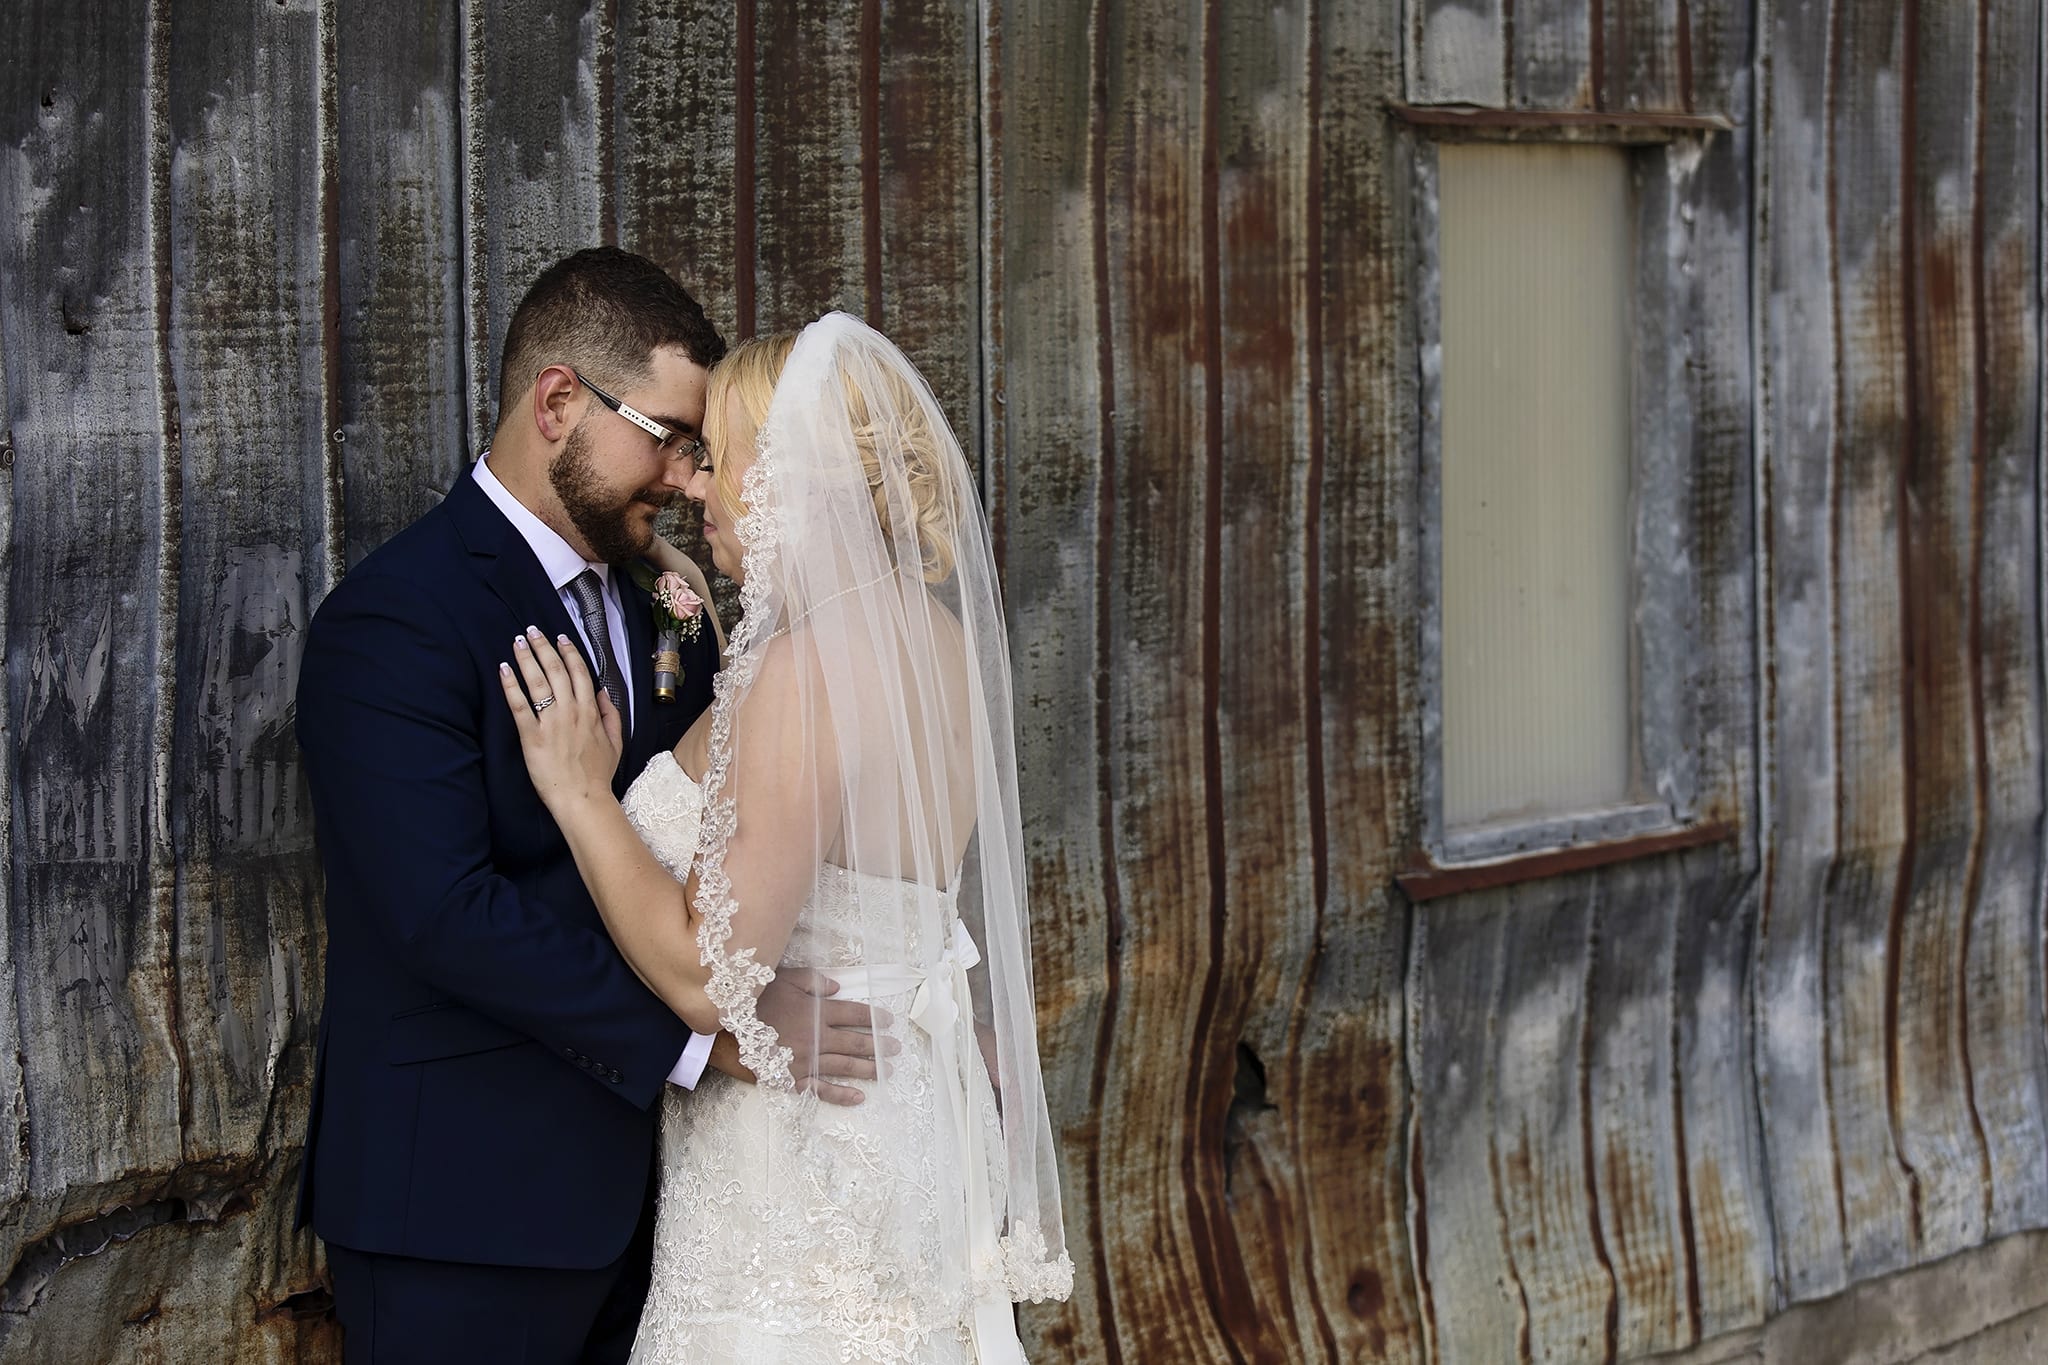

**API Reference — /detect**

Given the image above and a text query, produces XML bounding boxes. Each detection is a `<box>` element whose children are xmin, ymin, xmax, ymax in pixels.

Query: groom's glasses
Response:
<box><xmin>574</xmin><ymin>370</ymin><xmax>707</xmax><ymax>465</ymax></box>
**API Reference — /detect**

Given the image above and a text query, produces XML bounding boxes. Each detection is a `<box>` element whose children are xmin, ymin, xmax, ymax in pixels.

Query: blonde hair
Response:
<box><xmin>705</xmin><ymin>330</ymin><xmax>959</xmax><ymax>583</ymax></box>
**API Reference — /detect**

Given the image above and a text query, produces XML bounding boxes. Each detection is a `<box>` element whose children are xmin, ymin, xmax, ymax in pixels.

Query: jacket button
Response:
<box><xmin>605</xmin><ymin>1068</ymin><xmax>621</xmax><ymax>1084</ymax></box>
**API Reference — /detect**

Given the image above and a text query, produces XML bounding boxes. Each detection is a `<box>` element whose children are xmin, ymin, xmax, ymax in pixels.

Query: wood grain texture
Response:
<box><xmin>464</xmin><ymin>0</ymin><xmax>606</xmax><ymax>429</ymax></box>
<box><xmin>1753</xmin><ymin>0</ymin><xmax>1854</xmax><ymax>1304</ymax></box>
<box><xmin>1892</xmin><ymin>0</ymin><xmax>1997</xmax><ymax>1264</ymax></box>
<box><xmin>164</xmin><ymin>0</ymin><xmax>328</xmax><ymax>1167</ymax></box>
<box><xmin>875</xmin><ymin>0</ymin><xmax>981</xmax><ymax>462</ymax></box>
<box><xmin>1088</xmin><ymin>0</ymin><xmax>1239</xmax><ymax>1354</ymax></box>
<box><xmin>1961</xmin><ymin>0</ymin><xmax>2048</xmax><ymax>1240</ymax></box>
<box><xmin>1602</xmin><ymin>0</ymin><xmax>1685</xmax><ymax>111</ymax></box>
<box><xmin>0</xmin><ymin>0</ymin><xmax>184</xmax><ymax>1278</ymax></box>
<box><xmin>1308</xmin><ymin>0</ymin><xmax>1428</xmax><ymax>1356</ymax></box>
<box><xmin>616</xmin><ymin>0</ymin><xmax>739</xmax><ymax>329</ymax></box>
<box><xmin>0</xmin><ymin>1</ymin><xmax>333</xmax><ymax>1357</ymax></box>
<box><xmin>1824</xmin><ymin>0</ymin><xmax>1926</xmax><ymax>1279</ymax></box>
<box><xmin>1209</xmin><ymin>2</ymin><xmax>1336</xmax><ymax>1359</ymax></box>
<box><xmin>334</xmin><ymin>0</ymin><xmax>469</xmax><ymax>563</ymax></box>
<box><xmin>1409</xmin><ymin>900</ymin><xmax>1523</xmax><ymax>1362</ymax></box>
<box><xmin>1511</xmin><ymin>0</ymin><xmax>1596</xmax><ymax>108</ymax></box>
<box><xmin>749</xmin><ymin>3</ymin><xmax>866</xmax><ymax>330</ymax></box>
<box><xmin>985</xmin><ymin>0</ymin><xmax>1117</xmax><ymax>1353</ymax></box>
<box><xmin>1661</xmin><ymin>10</ymin><xmax>1775</xmax><ymax>1325</ymax></box>
<box><xmin>1586</xmin><ymin>868</ymin><xmax>1689</xmax><ymax>1359</ymax></box>
<box><xmin>1410</xmin><ymin>0</ymin><xmax>1508</xmax><ymax>106</ymax></box>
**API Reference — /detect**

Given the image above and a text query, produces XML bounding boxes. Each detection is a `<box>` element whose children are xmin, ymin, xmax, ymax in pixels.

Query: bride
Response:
<box><xmin>495</xmin><ymin>313</ymin><xmax>1072</xmax><ymax>1362</ymax></box>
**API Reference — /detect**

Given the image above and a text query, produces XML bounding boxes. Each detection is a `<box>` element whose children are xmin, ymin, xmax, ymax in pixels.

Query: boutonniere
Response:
<box><xmin>648</xmin><ymin>571</ymin><xmax>707</xmax><ymax>703</ymax></box>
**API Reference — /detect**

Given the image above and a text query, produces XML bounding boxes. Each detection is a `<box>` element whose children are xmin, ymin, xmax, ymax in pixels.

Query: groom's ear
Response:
<box><xmin>532</xmin><ymin>365</ymin><xmax>579</xmax><ymax>443</ymax></box>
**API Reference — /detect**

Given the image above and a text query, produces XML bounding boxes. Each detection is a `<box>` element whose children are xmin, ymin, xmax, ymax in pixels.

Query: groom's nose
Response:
<box><xmin>657</xmin><ymin>457</ymin><xmax>696</xmax><ymax>495</ymax></box>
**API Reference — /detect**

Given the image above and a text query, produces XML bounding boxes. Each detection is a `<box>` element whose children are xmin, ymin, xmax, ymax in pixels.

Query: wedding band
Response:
<box><xmin>533</xmin><ymin>696</ymin><xmax>555</xmax><ymax>713</ymax></box>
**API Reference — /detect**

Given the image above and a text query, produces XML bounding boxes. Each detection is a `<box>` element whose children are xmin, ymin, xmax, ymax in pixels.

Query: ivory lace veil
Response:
<box><xmin>687</xmin><ymin>313</ymin><xmax>1072</xmax><ymax>1325</ymax></box>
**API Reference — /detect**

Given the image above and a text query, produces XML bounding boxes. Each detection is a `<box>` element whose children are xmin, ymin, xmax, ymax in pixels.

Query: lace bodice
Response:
<box><xmin>622</xmin><ymin>750</ymin><xmax>959</xmax><ymax>967</ymax></box>
<box><xmin>617</xmin><ymin>750</ymin><xmax>1069</xmax><ymax>1364</ymax></box>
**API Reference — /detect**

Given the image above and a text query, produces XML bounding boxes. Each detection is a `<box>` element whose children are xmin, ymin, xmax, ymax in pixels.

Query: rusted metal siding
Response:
<box><xmin>1</xmin><ymin>1</ymin><xmax>2045</xmax><ymax>1363</ymax></box>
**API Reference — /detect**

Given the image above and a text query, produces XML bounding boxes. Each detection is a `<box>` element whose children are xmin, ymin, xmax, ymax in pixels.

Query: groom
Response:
<box><xmin>296</xmin><ymin>248</ymin><xmax>878</xmax><ymax>1363</ymax></box>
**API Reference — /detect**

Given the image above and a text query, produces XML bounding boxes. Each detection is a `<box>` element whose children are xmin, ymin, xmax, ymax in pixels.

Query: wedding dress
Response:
<box><xmin>620</xmin><ymin>752</ymin><xmax>1058</xmax><ymax>1363</ymax></box>
<box><xmin>614</xmin><ymin>314</ymin><xmax>1071</xmax><ymax>1362</ymax></box>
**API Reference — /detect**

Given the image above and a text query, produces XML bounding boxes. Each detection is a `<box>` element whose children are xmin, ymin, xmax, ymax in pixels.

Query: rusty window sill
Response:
<box><xmin>1396</xmin><ymin>819</ymin><xmax>1735</xmax><ymax>902</ymax></box>
<box><xmin>1389</xmin><ymin>102</ymin><xmax>1735</xmax><ymax>143</ymax></box>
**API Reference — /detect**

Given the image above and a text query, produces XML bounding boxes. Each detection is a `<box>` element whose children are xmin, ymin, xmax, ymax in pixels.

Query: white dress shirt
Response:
<box><xmin>474</xmin><ymin>454</ymin><xmax>715</xmax><ymax>1090</ymax></box>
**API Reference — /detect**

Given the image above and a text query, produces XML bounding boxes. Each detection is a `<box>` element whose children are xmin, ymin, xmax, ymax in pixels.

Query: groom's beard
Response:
<box><xmin>551</xmin><ymin>419</ymin><xmax>672</xmax><ymax>563</ymax></box>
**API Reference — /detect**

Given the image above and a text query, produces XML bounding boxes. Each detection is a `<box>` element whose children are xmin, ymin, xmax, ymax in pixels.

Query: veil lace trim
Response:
<box><xmin>691</xmin><ymin>452</ymin><xmax>796</xmax><ymax>1090</ymax></box>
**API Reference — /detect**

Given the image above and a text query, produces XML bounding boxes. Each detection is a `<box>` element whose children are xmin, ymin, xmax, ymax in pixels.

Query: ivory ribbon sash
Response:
<box><xmin>827</xmin><ymin>919</ymin><xmax>1024</xmax><ymax>1365</ymax></box>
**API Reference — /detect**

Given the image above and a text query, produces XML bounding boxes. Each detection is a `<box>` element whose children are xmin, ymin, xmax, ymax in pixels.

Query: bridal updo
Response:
<box><xmin>705</xmin><ymin>329</ymin><xmax>960</xmax><ymax>584</ymax></box>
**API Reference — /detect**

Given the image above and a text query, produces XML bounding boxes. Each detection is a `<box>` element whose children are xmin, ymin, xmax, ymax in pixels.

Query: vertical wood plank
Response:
<box><xmin>465</xmin><ymin>0</ymin><xmax>605</xmax><ymax>431</ymax></box>
<box><xmin>1408</xmin><ymin>0</ymin><xmax>1508</xmax><ymax>106</ymax></box>
<box><xmin>877</xmin><ymin>0</ymin><xmax>982</xmax><ymax>461</ymax></box>
<box><xmin>333</xmin><ymin>0</ymin><xmax>467</xmax><ymax>563</ymax></box>
<box><xmin>1087</xmin><ymin>0</ymin><xmax>1238</xmax><ymax>1354</ymax></box>
<box><xmin>163</xmin><ymin>0</ymin><xmax>329</xmax><ymax>1178</ymax></box>
<box><xmin>616</xmin><ymin>0</ymin><xmax>738</xmax><ymax>327</ymax></box>
<box><xmin>1208</xmin><ymin>1</ymin><xmax>1334</xmax><ymax>1358</ymax></box>
<box><xmin>1685</xmin><ymin>0</ymin><xmax>1740</xmax><ymax>114</ymax></box>
<box><xmin>0</xmin><ymin>241</ymin><xmax>19</xmax><ymax>1236</ymax></box>
<box><xmin>1490</xmin><ymin>887</ymin><xmax>1618</xmax><ymax>1365</ymax></box>
<box><xmin>988</xmin><ymin>0</ymin><xmax>1115</xmax><ymax>1354</ymax></box>
<box><xmin>1603</xmin><ymin>0</ymin><xmax>1685</xmax><ymax>111</ymax></box>
<box><xmin>1889</xmin><ymin>0</ymin><xmax>1998</xmax><ymax>1263</ymax></box>
<box><xmin>1661</xmin><ymin>9</ymin><xmax>1777</xmax><ymax>1323</ymax></box>
<box><xmin>1509</xmin><ymin>0</ymin><xmax>1595</xmax><ymax>109</ymax></box>
<box><xmin>749</xmin><ymin>4</ymin><xmax>865</xmax><ymax>330</ymax></box>
<box><xmin>1673</xmin><ymin>853</ymin><xmax>1775</xmax><ymax>1338</ymax></box>
<box><xmin>1410</xmin><ymin>902</ymin><xmax>1523</xmax><ymax>1363</ymax></box>
<box><xmin>1586</xmin><ymin>869</ymin><xmax>1689</xmax><ymax>1357</ymax></box>
<box><xmin>1827</xmin><ymin>0</ymin><xmax>1922</xmax><ymax>1280</ymax></box>
<box><xmin>1309</xmin><ymin>0</ymin><xmax>1426</xmax><ymax>1355</ymax></box>
<box><xmin>1753</xmin><ymin>0</ymin><xmax>1852</xmax><ymax>1303</ymax></box>
<box><xmin>1963</xmin><ymin>0</ymin><xmax>2048</xmax><ymax>1239</ymax></box>
<box><xmin>0</xmin><ymin>0</ymin><xmax>184</xmax><ymax>1240</ymax></box>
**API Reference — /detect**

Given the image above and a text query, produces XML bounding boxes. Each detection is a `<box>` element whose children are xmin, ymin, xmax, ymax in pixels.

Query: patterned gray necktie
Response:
<box><xmin>566</xmin><ymin>569</ymin><xmax>629</xmax><ymax>735</ymax></box>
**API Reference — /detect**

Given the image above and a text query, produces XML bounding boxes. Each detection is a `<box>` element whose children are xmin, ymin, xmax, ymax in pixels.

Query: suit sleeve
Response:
<box><xmin>297</xmin><ymin>570</ymin><xmax>692</xmax><ymax>1109</ymax></box>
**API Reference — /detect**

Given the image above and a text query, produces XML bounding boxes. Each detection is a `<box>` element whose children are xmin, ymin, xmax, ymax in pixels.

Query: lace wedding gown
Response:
<box><xmin>620</xmin><ymin>751</ymin><xmax>1057</xmax><ymax>1364</ymax></box>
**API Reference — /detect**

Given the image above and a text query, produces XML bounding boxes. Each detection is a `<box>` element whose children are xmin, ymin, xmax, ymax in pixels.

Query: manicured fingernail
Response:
<box><xmin>514</xmin><ymin>636</ymin><xmax>528</xmax><ymax>650</ymax></box>
<box><xmin>557</xmin><ymin>634</ymin><xmax>573</xmax><ymax>646</ymax></box>
<box><xmin>499</xmin><ymin>662</ymin><xmax>511</xmax><ymax>674</ymax></box>
<box><xmin>526</xmin><ymin>626</ymin><xmax>543</xmax><ymax>638</ymax></box>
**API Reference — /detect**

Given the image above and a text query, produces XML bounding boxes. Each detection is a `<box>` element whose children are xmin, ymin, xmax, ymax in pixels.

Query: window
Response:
<box><xmin>1404</xmin><ymin>118</ymin><xmax>1731</xmax><ymax>879</ymax></box>
<box><xmin>1438</xmin><ymin>143</ymin><xmax>1635</xmax><ymax>829</ymax></box>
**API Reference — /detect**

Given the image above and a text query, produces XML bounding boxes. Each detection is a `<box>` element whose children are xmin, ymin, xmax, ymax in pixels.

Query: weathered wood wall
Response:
<box><xmin>1</xmin><ymin>2</ymin><xmax>2043</xmax><ymax>1363</ymax></box>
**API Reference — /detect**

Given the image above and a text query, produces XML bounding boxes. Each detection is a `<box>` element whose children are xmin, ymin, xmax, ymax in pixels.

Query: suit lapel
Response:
<box><xmin>447</xmin><ymin>473</ymin><xmax>582</xmax><ymax>649</ymax></box>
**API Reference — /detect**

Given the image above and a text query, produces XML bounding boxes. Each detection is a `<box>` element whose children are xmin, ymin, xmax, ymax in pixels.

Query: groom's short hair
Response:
<box><xmin>497</xmin><ymin>247</ymin><xmax>727</xmax><ymax>421</ymax></box>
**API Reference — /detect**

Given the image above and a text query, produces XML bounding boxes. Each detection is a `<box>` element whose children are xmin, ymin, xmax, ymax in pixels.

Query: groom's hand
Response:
<box><xmin>713</xmin><ymin>968</ymin><xmax>897</xmax><ymax>1106</ymax></box>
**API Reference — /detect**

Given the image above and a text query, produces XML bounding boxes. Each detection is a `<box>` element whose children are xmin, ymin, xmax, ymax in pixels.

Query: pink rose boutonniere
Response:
<box><xmin>650</xmin><ymin>571</ymin><xmax>706</xmax><ymax>703</ymax></box>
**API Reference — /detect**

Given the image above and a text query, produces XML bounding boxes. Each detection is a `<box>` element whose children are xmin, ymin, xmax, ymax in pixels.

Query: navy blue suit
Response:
<box><xmin>295</xmin><ymin>470</ymin><xmax>719</xmax><ymax>1356</ymax></box>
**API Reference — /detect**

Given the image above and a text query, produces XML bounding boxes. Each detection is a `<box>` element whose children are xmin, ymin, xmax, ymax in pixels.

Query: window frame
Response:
<box><xmin>1398</xmin><ymin>108</ymin><xmax>1736</xmax><ymax>893</ymax></box>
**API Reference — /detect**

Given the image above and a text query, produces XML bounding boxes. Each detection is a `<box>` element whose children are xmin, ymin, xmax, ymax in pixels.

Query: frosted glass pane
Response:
<box><xmin>1439</xmin><ymin>143</ymin><xmax>1633</xmax><ymax>828</ymax></box>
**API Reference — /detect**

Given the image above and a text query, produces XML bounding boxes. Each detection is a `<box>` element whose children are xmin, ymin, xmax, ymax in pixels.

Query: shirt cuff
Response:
<box><xmin>667</xmin><ymin>1031</ymin><xmax>716</xmax><ymax>1089</ymax></box>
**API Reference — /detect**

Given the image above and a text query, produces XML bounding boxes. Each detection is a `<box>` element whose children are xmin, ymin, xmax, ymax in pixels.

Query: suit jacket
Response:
<box><xmin>294</xmin><ymin>470</ymin><xmax>720</xmax><ymax>1268</ymax></box>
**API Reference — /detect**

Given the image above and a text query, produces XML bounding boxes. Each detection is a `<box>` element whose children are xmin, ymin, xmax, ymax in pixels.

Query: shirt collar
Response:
<box><xmin>473</xmin><ymin>452</ymin><xmax>610</xmax><ymax>594</ymax></box>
